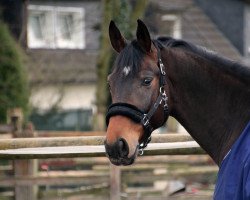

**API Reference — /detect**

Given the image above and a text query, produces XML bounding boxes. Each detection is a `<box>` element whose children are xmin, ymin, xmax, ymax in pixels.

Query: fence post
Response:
<box><xmin>110</xmin><ymin>164</ymin><xmax>121</xmax><ymax>200</ymax></box>
<box><xmin>8</xmin><ymin>108</ymin><xmax>38</xmax><ymax>200</ymax></box>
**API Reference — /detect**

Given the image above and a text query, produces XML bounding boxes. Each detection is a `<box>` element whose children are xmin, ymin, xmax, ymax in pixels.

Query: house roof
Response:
<box><xmin>148</xmin><ymin>0</ymin><xmax>242</xmax><ymax>61</ymax></box>
<box><xmin>26</xmin><ymin>49</ymin><xmax>97</xmax><ymax>85</ymax></box>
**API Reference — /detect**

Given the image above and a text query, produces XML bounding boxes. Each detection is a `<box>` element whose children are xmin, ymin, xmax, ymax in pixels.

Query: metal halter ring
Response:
<box><xmin>138</xmin><ymin>148</ymin><xmax>144</xmax><ymax>156</ymax></box>
<box><xmin>138</xmin><ymin>136</ymin><xmax>151</xmax><ymax>156</ymax></box>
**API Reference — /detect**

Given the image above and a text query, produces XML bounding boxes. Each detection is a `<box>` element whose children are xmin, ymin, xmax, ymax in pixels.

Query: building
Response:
<box><xmin>0</xmin><ymin>0</ymin><xmax>248</xmax><ymax>132</ymax></box>
<box><xmin>1</xmin><ymin>0</ymin><xmax>101</xmax><ymax>131</ymax></box>
<box><xmin>26</xmin><ymin>0</ymin><xmax>101</xmax><ymax>130</ymax></box>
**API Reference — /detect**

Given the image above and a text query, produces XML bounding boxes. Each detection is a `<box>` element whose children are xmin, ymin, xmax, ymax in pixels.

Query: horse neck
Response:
<box><xmin>164</xmin><ymin>48</ymin><xmax>250</xmax><ymax>165</ymax></box>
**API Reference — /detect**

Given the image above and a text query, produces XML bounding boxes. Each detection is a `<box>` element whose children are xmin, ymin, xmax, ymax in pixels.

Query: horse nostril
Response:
<box><xmin>118</xmin><ymin>138</ymin><xmax>129</xmax><ymax>157</ymax></box>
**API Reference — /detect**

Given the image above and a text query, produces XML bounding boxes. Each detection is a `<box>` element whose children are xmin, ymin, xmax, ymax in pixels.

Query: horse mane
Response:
<box><xmin>156</xmin><ymin>37</ymin><xmax>250</xmax><ymax>86</ymax></box>
<box><xmin>113</xmin><ymin>36</ymin><xmax>250</xmax><ymax>86</ymax></box>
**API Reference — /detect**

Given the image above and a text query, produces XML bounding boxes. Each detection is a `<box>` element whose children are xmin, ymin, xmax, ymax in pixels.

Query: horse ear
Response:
<box><xmin>136</xmin><ymin>19</ymin><xmax>151</xmax><ymax>53</ymax></box>
<box><xmin>109</xmin><ymin>20</ymin><xmax>127</xmax><ymax>53</ymax></box>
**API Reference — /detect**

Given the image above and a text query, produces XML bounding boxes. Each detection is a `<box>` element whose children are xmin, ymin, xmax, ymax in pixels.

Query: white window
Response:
<box><xmin>161</xmin><ymin>15</ymin><xmax>182</xmax><ymax>39</ymax></box>
<box><xmin>28</xmin><ymin>5</ymin><xmax>85</xmax><ymax>49</ymax></box>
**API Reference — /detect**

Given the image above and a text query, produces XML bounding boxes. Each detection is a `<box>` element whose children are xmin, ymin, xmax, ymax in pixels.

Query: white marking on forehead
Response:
<box><xmin>123</xmin><ymin>66</ymin><xmax>131</xmax><ymax>77</ymax></box>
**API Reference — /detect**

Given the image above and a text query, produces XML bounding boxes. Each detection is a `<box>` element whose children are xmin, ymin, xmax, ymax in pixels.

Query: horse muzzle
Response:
<box><xmin>104</xmin><ymin>138</ymin><xmax>137</xmax><ymax>165</ymax></box>
<box><xmin>105</xmin><ymin>115</ymin><xmax>143</xmax><ymax>165</ymax></box>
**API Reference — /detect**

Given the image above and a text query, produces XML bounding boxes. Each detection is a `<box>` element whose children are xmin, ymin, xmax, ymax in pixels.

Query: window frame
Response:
<box><xmin>55</xmin><ymin>6</ymin><xmax>85</xmax><ymax>49</ymax></box>
<box><xmin>28</xmin><ymin>5</ymin><xmax>85</xmax><ymax>49</ymax></box>
<box><xmin>28</xmin><ymin>5</ymin><xmax>54</xmax><ymax>48</ymax></box>
<box><xmin>161</xmin><ymin>14</ymin><xmax>182</xmax><ymax>39</ymax></box>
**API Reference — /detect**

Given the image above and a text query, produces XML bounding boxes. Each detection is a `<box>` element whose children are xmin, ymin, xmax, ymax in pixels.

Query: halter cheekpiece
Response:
<box><xmin>106</xmin><ymin>41</ymin><xmax>169</xmax><ymax>155</ymax></box>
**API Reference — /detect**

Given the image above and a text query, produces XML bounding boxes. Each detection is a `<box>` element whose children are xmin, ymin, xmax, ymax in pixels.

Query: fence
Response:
<box><xmin>0</xmin><ymin>134</ymin><xmax>204</xmax><ymax>159</ymax></box>
<box><xmin>0</xmin><ymin>109</ymin><xmax>214</xmax><ymax>200</ymax></box>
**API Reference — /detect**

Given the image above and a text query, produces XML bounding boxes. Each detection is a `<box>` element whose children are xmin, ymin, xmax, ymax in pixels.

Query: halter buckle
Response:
<box><xmin>159</xmin><ymin>59</ymin><xmax>166</xmax><ymax>75</ymax></box>
<box><xmin>142</xmin><ymin>114</ymin><xmax>150</xmax><ymax>126</ymax></box>
<box><xmin>159</xmin><ymin>86</ymin><xmax>165</xmax><ymax>95</ymax></box>
<box><xmin>160</xmin><ymin>87</ymin><xmax>168</xmax><ymax>109</ymax></box>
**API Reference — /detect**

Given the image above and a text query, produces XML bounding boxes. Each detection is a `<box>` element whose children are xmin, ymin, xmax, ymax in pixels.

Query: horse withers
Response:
<box><xmin>104</xmin><ymin>20</ymin><xmax>250</xmax><ymax>199</ymax></box>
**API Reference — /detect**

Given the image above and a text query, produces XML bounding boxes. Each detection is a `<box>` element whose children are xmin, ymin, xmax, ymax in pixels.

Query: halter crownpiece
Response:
<box><xmin>106</xmin><ymin>41</ymin><xmax>169</xmax><ymax>155</ymax></box>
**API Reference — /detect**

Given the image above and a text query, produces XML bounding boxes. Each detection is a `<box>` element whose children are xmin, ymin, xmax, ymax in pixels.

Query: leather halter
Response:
<box><xmin>106</xmin><ymin>42</ymin><xmax>169</xmax><ymax>155</ymax></box>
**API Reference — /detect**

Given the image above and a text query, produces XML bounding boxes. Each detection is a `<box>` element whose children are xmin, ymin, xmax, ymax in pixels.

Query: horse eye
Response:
<box><xmin>142</xmin><ymin>77</ymin><xmax>153</xmax><ymax>86</ymax></box>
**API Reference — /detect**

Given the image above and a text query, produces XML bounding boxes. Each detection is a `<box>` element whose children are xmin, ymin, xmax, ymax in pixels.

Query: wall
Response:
<box><xmin>27</xmin><ymin>0</ymin><xmax>101</xmax><ymax>112</ymax></box>
<box><xmin>30</xmin><ymin>84</ymin><xmax>96</xmax><ymax>111</ymax></box>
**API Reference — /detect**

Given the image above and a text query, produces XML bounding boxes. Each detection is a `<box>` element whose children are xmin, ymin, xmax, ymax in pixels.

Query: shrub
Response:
<box><xmin>0</xmin><ymin>21</ymin><xmax>29</xmax><ymax>123</ymax></box>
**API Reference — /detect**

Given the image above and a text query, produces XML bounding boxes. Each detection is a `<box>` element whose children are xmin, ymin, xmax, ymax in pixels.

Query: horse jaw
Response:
<box><xmin>105</xmin><ymin>116</ymin><xmax>143</xmax><ymax>165</ymax></box>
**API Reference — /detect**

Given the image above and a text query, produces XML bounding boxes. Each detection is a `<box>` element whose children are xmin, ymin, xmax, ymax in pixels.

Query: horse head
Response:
<box><xmin>105</xmin><ymin>20</ymin><xmax>170</xmax><ymax>165</ymax></box>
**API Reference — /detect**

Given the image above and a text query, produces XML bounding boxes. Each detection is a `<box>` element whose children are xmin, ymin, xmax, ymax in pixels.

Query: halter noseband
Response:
<box><xmin>106</xmin><ymin>42</ymin><xmax>169</xmax><ymax>155</ymax></box>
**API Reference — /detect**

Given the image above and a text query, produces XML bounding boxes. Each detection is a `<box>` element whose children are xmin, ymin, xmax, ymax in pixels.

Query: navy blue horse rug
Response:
<box><xmin>214</xmin><ymin>121</ymin><xmax>250</xmax><ymax>199</ymax></box>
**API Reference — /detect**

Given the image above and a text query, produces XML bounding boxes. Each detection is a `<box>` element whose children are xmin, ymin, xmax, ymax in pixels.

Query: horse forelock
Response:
<box><xmin>112</xmin><ymin>40</ymin><xmax>145</xmax><ymax>77</ymax></box>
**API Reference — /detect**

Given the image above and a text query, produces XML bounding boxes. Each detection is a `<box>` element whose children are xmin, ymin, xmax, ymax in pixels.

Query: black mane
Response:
<box><xmin>113</xmin><ymin>36</ymin><xmax>250</xmax><ymax>86</ymax></box>
<box><xmin>157</xmin><ymin>36</ymin><xmax>250</xmax><ymax>86</ymax></box>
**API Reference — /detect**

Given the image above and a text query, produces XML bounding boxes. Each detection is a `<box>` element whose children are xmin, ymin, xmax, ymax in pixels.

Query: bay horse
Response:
<box><xmin>105</xmin><ymin>20</ymin><xmax>250</xmax><ymax>199</ymax></box>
